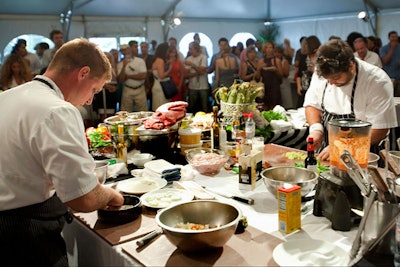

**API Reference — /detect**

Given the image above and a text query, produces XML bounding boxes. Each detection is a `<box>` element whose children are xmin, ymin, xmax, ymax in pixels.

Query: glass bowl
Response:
<box><xmin>185</xmin><ymin>148</ymin><xmax>229</xmax><ymax>176</ymax></box>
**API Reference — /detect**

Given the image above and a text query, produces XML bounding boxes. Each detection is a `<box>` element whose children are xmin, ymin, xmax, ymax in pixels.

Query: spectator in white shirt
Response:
<box><xmin>353</xmin><ymin>37</ymin><xmax>382</xmax><ymax>68</ymax></box>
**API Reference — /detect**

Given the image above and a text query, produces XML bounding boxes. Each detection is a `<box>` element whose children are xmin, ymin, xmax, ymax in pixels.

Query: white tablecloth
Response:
<box><xmin>63</xmin><ymin>168</ymin><xmax>360</xmax><ymax>266</ymax></box>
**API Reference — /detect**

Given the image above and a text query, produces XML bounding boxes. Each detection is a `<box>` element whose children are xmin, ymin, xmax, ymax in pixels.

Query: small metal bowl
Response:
<box><xmin>97</xmin><ymin>195</ymin><xmax>142</xmax><ymax>224</ymax></box>
<box><xmin>156</xmin><ymin>200</ymin><xmax>241</xmax><ymax>251</ymax></box>
<box><xmin>261</xmin><ymin>166</ymin><xmax>318</xmax><ymax>197</ymax></box>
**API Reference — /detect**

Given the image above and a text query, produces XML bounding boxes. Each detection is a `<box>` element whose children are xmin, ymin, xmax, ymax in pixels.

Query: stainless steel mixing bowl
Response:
<box><xmin>156</xmin><ymin>200</ymin><xmax>241</xmax><ymax>251</ymax></box>
<box><xmin>261</xmin><ymin>166</ymin><xmax>318</xmax><ymax>197</ymax></box>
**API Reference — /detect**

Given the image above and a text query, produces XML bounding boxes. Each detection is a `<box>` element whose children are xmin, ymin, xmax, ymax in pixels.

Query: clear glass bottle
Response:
<box><xmin>245</xmin><ymin>112</ymin><xmax>255</xmax><ymax>140</ymax></box>
<box><xmin>305</xmin><ymin>137</ymin><xmax>317</xmax><ymax>172</ymax></box>
<box><xmin>231</xmin><ymin>111</ymin><xmax>241</xmax><ymax>140</ymax></box>
<box><xmin>211</xmin><ymin>106</ymin><xmax>220</xmax><ymax>149</ymax></box>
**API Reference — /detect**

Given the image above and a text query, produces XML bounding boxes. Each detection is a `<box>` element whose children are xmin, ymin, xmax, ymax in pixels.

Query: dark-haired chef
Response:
<box><xmin>304</xmin><ymin>39</ymin><xmax>397</xmax><ymax>160</ymax></box>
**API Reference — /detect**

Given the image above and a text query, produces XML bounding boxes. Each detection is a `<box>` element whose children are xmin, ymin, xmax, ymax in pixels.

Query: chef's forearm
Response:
<box><xmin>306</xmin><ymin>106</ymin><xmax>322</xmax><ymax>128</ymax></box>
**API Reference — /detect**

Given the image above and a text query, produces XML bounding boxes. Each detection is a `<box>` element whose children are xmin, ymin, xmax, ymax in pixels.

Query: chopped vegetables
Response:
<box><xmin>294</xmin><ymin>160</ymin><xmax>330</xmax><ymax>173</ymax></box>
<box><xmin>86</xmin><ymin>125</ymin><xmax>112</xmax><ymax>149</ymax></box>
<box><xmin>285</xmin><ymin>152</ymin><xmax>306</xmax><ymax>160</ymax></box>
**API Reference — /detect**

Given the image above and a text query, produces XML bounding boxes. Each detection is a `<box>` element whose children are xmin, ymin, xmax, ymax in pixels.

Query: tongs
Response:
<box><xmin>340</xmin><ymin>150</ymin><xmax>371</xmax><ymax>197</ymax></box>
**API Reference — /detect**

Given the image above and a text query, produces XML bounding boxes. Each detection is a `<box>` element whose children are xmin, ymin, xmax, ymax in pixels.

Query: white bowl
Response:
<box><xmin>368</xmin><ymin>152</ymin><xmax>380</xmax><ymax>167</ymax></box>
<box><xmin>131</xmin><ymin>153</ymin><xmax>155</xmax><ymax>167</ymax></box>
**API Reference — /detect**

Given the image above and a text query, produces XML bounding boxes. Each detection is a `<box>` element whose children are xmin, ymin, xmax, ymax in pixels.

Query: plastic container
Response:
<box><xmin>179</xmin><ymin>126</ymin><xmax>202</xmax><ymax>145</ymax></box>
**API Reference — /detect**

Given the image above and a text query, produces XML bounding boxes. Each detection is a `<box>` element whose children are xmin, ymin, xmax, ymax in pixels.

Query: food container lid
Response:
<box><xmin>178</xmin><ymin>126</ymin><xmax>202</xmax><ymax>135</ymax></box>
<box><xmin>104</xmin><ymin>111</ymin><xmax>154</xmax><ymax>126</ymax></box>
<box><xmin>328</xmin><ymin>118</ymin><xmax>371</xmax><ymax>129</ymax></box>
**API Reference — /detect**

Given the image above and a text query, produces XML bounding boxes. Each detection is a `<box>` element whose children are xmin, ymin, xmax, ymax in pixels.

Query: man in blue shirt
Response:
<box><xmin>380</xmin><ymin>30</ymin><xmax>400</xmax><ymax>96</ymax></box>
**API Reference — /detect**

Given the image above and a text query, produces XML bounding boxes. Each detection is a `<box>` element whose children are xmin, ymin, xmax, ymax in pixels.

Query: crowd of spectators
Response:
<box><xmin>1</xmin><ymin>30</ymin><xmax>399</xmax><ymax>121</ymax></box>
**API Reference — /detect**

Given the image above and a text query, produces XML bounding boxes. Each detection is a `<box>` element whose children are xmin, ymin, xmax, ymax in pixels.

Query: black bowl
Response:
<box><xmin>97</xmin><ymin>195</ymin><xmax>142</xmax><ymax>224</ymax></box>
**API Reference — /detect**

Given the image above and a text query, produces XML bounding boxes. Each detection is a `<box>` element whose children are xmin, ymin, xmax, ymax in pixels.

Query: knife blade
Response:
<box><xmin>204</xmin><ymin>187</ymin><xmax>254</xmax><ymax>205</ymax></box>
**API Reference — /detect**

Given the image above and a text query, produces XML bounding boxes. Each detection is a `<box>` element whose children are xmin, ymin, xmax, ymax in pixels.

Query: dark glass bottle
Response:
<box><xmin>305</xmin><ymin>137</ymin><xmax>317</xmax><ymax>172</ymax></box>
<box><xmin>211</xmin><ymin>106</ymin><xmax>220</xmax><ymax>149</ymax></box>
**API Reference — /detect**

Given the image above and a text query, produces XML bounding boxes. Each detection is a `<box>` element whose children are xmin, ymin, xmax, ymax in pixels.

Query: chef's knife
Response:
<box><xmin>368</xmin><ymin>165</ymin><xmax>391</xmax><ymax>202</ymax></box>
<box><xmin>379</xmin><ymin>150</ymin><xmax>400</xmax><ymax>177</ymax></box>
<box><xmin>204</xmin><ymin>187</ymin><xmax>255</xmax><ymax>205</ymax></box>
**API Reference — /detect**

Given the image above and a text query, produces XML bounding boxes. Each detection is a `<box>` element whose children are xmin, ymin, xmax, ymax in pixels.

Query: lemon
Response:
<box><xmin>195</xmin><ymin>111</ymin><xmax>206</xmax><ymax>117</ymax></box>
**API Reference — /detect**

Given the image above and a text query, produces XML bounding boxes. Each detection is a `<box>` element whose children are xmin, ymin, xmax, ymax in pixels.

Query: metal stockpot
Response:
<box><xmin>103</xmin><ymin>111</ymin><xmax>179</xmax><ymax>158</ymax></box>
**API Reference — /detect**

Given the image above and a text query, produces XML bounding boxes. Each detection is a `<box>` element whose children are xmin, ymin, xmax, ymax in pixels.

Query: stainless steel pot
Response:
<box><xmin>103</xmin><ymin>111</ymin><xmax>179</xmax><ymax>158</ymax></box>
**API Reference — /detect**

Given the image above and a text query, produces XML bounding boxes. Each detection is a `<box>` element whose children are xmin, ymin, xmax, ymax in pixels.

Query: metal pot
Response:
<box><xmin>103</xmin><ymin>111</ymin><xmax>179</xmax><ymax>158</ymax></box>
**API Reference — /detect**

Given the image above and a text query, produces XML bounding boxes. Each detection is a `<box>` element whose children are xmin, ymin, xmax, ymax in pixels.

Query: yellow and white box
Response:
<box><xmin>278</xmin><ymin>184</ymin><xmax>301</xmax><ymax>234</ymax></box>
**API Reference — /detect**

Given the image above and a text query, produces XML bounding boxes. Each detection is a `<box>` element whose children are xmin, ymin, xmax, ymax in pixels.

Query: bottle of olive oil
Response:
<box><xmin>231</xmin><ymin>111</ymin><xmax>241</xmax><ymax>140</ymax></box>
<box><xmin>211</xmin><ymin>106</ymin><xmax>220</xmax><ymax>149</ymax></box>
<box><xmin>116</xmin><ymin>124</ymin><xmax>127</xmax><ymax>166</ymax></box>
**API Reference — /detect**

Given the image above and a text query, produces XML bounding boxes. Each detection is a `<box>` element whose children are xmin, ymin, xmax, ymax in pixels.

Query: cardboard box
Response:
<box><xmin>238</xmin><ymin>150</ymin><xmax>263</xmax><ymax>191</ymax></box>
<box><xmin>278</xmin><ymin>184</ymin><xmax>301</xmax><ymax>234</ymax></box>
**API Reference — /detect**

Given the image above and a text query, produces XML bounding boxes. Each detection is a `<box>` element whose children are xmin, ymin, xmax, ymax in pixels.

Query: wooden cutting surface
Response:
<box><xmin>121</xmin><ymin>225</ymin><xmax>283</xmax><ymax>267</ymax></box>
<box><xmin>263</xmin><ymin>143</ymin><xmax>329</xmax><ymax>167</ymax></box>
<box><xmin>73</xmin><ymin>206</ymin><xmax>158</xmax><ymax>246</ymax></box>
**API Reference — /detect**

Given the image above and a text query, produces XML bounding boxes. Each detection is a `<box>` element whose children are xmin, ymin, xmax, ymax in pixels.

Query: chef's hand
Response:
<box><xmin>307</xmin><ymin>130</ymin><xmax>323</xmax><ymax>150</ymax></box>
<box><xmin>103</xmin><ymin>186</ymin><xmax>124</xmax><ymax>208</ymax></box>
<box><xmin>318</xmin><ymin>146</ymin><xmax>330</xmax><ymax>161</ymax></box>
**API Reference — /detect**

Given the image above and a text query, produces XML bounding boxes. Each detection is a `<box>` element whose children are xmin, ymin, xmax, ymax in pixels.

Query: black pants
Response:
<box><xmin>0</xmin><ymin>214</ymin><xmax>68</xmax><ymax>266</ymax></box>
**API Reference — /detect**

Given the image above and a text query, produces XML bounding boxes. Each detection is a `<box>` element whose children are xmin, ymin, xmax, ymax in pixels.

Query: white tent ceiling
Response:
<box><xmin>0</xmin><ymin>0</ymin><xmax>399</xmax><ymax>22</ymax></box>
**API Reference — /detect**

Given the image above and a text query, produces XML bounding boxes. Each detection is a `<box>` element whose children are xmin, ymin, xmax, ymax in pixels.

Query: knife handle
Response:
<box><xmin>232</xmin><ymin>196</ymin><xmax>255</xmax><ymax>205</ymax></box>
<box><xmin>136</xmin><ymin>229</ymin><xmax>163</xmax><ymax>248</ymax></box>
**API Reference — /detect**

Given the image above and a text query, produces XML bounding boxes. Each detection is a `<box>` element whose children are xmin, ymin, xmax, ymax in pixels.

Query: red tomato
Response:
<box><xmin>102</xmin><ymin>135</ymin><xmax>111</xmax><ymax>141</ymax></box>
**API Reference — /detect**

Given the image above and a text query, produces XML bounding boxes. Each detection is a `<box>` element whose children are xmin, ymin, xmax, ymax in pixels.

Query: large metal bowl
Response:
<box><xmin>261</xmin><ymin>167</ymin><xmax>318</xmax><ymax>197</ymax></box>
<box><xmin>156</xmin><ymin>200</ymin><xmax>241</xmax><ymax>251</ymax></box>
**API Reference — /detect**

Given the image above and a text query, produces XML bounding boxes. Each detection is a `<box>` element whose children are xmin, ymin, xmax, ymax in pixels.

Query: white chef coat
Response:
<box><xmin>0</xmin><ymin>75</ymin><xmax>98</xmax><ymax>210</ymax></box>
<box><xmin>304</xmin><ymin>58</ymin><xmax>398</xmax><ymax>130</ymax></box>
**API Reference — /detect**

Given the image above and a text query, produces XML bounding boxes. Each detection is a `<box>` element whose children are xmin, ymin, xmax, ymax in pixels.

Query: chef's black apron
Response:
<box><xmin>0</xmin><ymin>194</ymin><xmax>73</xmax><ymax>266</ymax></box>
<box><xmin>0</xmin><ymin>77</ymin><xmax>73</xmax><ymax>266</ymax></box>
<box><xmin>319</xmin><ymin>62</ymin><xmax>381</xmax><ymax>155</ymax></box>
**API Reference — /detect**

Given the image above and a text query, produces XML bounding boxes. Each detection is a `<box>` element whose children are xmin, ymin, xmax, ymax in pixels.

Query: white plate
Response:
<box><xmin>272</xmin><ymin>239</ymin><xmax>349</xmax><ymax>266</ymax></box>
<box><xmin>140</xmin><ymin>188</ymin><xmax>194</xmax><ymax>209</ymax></box>
<box><xmin>117</xmin><ymin>177</ymin><xmax>167</xmax><ymax>195</ymax></box>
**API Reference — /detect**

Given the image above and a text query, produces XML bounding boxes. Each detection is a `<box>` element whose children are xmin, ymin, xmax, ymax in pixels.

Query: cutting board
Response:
<box><xmin>121</xmin><ymin>225</ymin><xmax>283</xmax><ymax>266</ymax></box>
<box><xmin>263</xmin><ymin>143</ymin><xmax>306</xmax><ymax>167</ymax></box>
<box><xmin>263</xmin><ymin>143</ymin><xmax>329</xmax><ymax>168</ymax></box>
<box><xmin>73</xmin><ymin>207</ymin><xmax>158</xmax><ymax>246</ymax></box>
